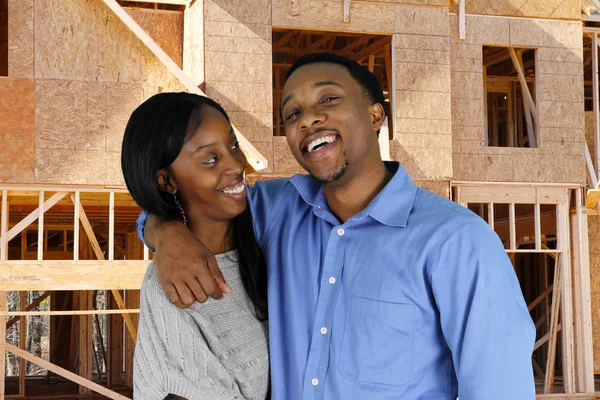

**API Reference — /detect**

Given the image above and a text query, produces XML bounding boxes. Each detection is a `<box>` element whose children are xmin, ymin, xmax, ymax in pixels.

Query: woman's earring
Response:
<box><xmin>173</xmin><ymin>194</ymin><xmax>188</xmax><ymax>227</ymax></box>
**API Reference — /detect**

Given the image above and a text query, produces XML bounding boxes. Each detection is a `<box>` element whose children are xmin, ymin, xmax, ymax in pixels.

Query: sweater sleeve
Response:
<box><xmin>133</xmin><ymin>263</ymin><xmax>245</xmax><ymax>400</ymax></box>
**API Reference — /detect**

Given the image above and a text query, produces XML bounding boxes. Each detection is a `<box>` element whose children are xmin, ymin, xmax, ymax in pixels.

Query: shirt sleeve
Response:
<box><xmin>430</xmin><ymin>217</ymin><xmax>536</xmax><ymax>400</ymax></box>
<box><xmin>136</xmin><ymin>209</ymin><xmax>153</xmax><ymax>251</ymax></box>
<box><xmin>246</xmin><ymin>178</ymin><xmax>291</xmax><ymax>242</ymax></box>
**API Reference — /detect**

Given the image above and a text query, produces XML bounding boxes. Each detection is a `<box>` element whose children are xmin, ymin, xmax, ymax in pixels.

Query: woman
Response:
<box><xmin>121</xmin><ymin>92</ymin><xmax>269</xmax><ymax>400</ymax></box>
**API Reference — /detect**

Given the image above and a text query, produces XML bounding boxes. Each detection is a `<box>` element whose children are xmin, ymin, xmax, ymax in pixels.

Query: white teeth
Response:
<box><xmin>222</xmin><ymin>182</ymin><xmax>245</xmax><ymax>194</ymax></box>
<box><xmin>307</xmin><ymin>135</ymin><xmax>336</xmax><ymax>153</ymax></box>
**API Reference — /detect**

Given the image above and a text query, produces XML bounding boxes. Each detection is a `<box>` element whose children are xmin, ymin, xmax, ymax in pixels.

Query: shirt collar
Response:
<box><xmin>289</xmin><ymin>161</ymin><xmax>417</xmax><ymax>227</ymax></box>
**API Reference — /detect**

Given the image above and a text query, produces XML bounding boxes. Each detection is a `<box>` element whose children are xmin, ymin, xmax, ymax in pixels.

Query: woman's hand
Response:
<box><xmin>147</xmin><ymin>215</ymin><xmax>232</xmax><ymax>308</ymax></box>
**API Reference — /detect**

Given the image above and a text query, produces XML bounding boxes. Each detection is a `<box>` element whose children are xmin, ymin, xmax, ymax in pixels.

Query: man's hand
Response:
<box><xmin>147</xmin><ymin>216</ymin><xmax>232</xmax><ymax>308</ymax></box>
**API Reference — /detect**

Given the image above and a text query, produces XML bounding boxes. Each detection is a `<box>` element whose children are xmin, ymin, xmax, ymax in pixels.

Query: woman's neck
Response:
<box><xmin>187</xmin><ymin>216</ymin><xmax>233</xmax><ymax>255</ymax></box>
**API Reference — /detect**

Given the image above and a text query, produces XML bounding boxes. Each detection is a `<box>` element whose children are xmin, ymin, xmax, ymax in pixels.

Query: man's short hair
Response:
<box><xmin>284</xmin><ymin>52</ymin><xmax>386</xmax><ymax>135</ymax></box>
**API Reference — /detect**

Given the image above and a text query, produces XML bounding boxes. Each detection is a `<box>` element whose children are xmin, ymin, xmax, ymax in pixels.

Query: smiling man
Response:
<box><xmin>138</xmin><ymin>53</ymin><xmax>536</xmax><ymax>399</ymax></box>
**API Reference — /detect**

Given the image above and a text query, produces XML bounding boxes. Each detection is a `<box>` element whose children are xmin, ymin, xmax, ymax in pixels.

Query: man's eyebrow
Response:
<box><xmin>280</xmin><ymin>80</ymin><xmax>343</xmax><ymax>115</ymax></box>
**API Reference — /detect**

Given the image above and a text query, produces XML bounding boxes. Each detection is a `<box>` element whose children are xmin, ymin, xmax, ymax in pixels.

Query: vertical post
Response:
<box><xmin>38</xmin><ymin>191</ymin><xmax>44</xmax><ymax>261</ymax></box>
<box><xmin>572</xmin><ymin>188</ymin><xmax>595</xmax><ymax>392</ymax></box>
<box><xmin>78</xmin><ymin>291</ymin><xmax>93</xmax><ymax>394</ymax></box>
<box><xmin>19</xmin><ymin>292</ymin><xmax>26</xmax><ymax>396</ymax></box>
<box><xmin>1</xmin><ymin>190</ymin><xmax>8</xmax><ymax>399</ymax></box>
<box><xmin>73</xmin><ymin>192</ymin><xmax>80</xmax><ymax>261</ymax></box>
<box><xmin>593</xmin><ymin>33</ymin><xmax>600</xmax><ymax>180</ymax></box>
<box><xmin>534</xmin><ymin>202</ymin><xmax>541</xmax><ymax>250</ymax></box>
<box><xmin>557</xmin><ymin>190</ymin><xmax>575</xmax><ymax>393</ymax></box>
<box><xmin>488</xmin><ymin>203</ymin><xmax>495</xmax><ymax>230</ymax></box>
<box><xmin>458</xmin><ymin>0</ymin><xmax>465</xmax><ymax>40</ymax></box>
<box><xmin>109</xmin><ymin>192</ymin><xmax>115</xmax><ymax>261</ymax></box>
<box><xmin>509</xmin><ymin>203</ymin><xmax>516</xmax><ymax>250</ymax></box>
<box><xmin>483</xmin><ymin>68</ymin><xmax>488</xmax><ymax>146</ymax></box>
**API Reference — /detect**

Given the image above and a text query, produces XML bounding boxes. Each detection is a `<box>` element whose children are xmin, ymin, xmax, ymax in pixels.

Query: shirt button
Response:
<box><xmin>337</xmin><ymin>228</ymin><xmax>345</xmax><ymax>236</ymax></box>
<box><xmin>320</xmin><ymin>327</ymin><xmax>328</xmax><ymax>335</ymax></box>
<box><xmin>311</xmin><ymin>378</ymin><xmax>319</xmax><ymax>386</ymax></box>
<box><xmin>328</xmin><ymin>277</ymin><xmax>336</xmax><ymax>284</ymax></box>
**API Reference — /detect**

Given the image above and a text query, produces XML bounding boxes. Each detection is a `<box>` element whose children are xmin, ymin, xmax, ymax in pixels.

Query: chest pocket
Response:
<box><xmin>338</xmin><ymin>296</ymin><xmax>415</xmax><ymax>386</ymax></box>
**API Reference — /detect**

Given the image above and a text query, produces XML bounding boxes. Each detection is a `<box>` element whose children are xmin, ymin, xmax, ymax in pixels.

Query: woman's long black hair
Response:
<box><xmin>121</xmin><ymin>92</ymin><xmax>268</xmax><ymax>318</ymax></box>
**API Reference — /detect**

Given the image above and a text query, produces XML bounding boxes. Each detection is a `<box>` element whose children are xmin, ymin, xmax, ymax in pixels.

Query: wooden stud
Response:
<box><xmin>509</xmin><ymin>203</ymin><xmax>516</xmax><ymax>250</ymax></box>
<box><xmin>5</xmin><ymin>343</ymin><xmax>131</xmax><ymax>400</ymax></box>
<box><xmin>368</xmin><ymin>55</ymin><xmax>375</xmax><ymax>73</ymax></box>
<box><xmin>109</xmin><ymin>192</ymin><xmax>115</xmax><ymax>261</ymax></box>
<box><xmin>74</xmin><ymin>192</ymin><xmax>80</xmax><ymax>261</ymax></box>
<box><xmin>19</xmin><ymin>292</ymin><xmax>26</xmax><ymax>396</ymax></box>
<box><xmin>78</xmin><ymin>291</ymin><xmax>93</xmax><ymax>394</ymax></box>
<box><xmin>593</xmin><ymin>33</ymin><xmax>600</xmax><ymax>179</ymax></box>
<box><xmin>488</xmin><ymin>203</ymin><xmax>495</xmax><ymax>230</ymax></box>
<box><xmin>509</xmin><ymin>48</ymin><xmax>538</xmax><ymax>126</ymax></box>
<box><xmin>458</xmin><ymin>0</ymin><xmax>465</xmax><ymax>40</ymax></box>
<box><xmin>535</xmin><ymin>202</ymin><xmax>542</xmax><ymax>250</ymax></box>
<box><xmin>4</xmin><ymin>191</ymin><xmax>67</xmax><ymax>246</ymax></box>
<box><xmin>544</xmin><ymin>254</ymin><xmax>561</xmax><ymax>393</ymax></box>
<box><xmin>38</xmin><ymin>191</ymin><xmax>45</xmax><ymax>260</ymax></box>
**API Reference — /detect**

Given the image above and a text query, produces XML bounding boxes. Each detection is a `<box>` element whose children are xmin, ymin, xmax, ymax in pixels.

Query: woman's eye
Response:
<box><xmin>204</xmin><ymin>156</ymin><xmax>218</xmax><ymax>165</ymax></box>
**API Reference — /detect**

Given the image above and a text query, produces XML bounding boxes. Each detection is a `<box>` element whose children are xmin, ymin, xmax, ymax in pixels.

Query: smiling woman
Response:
<box><xmin>120</xmin><ymin>92</ymin><xmax>270</xmax><ymax>400</ymax></box>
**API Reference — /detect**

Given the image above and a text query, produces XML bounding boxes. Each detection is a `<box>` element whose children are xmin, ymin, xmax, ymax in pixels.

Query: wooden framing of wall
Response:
<box><xmin>0</xmin><ymin>185</ymin><xmax>147</xmax><ymax>399</ymax></box>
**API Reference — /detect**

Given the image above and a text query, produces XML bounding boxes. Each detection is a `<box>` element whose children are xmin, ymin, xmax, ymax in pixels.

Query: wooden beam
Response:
<box><xmin>528</xmin><ymin>284</ymin><xmax>553</xmax><ymax>312</ymax></box>
<box><xmin>0</xmin><ymin>260</ymin><xmax>147</xmax><ymax>291</ymax></box>
<box><xmin>343</xmin><ymin>0</ymin><xmax>351</xmax><ymax>23</ymax></box>
<box><xmin>517</xmin><ymin>50</ymin><xmax>536</xmax><ymax>147</ymax></box>
<box><xmin>368</xmin><ymin>55</ymin><xmax>375</xmax><ymax>72</ymax></box>
<box><xmin>101</xmin><ymin>0</ymin><xmax>267</xmax><ymax>171</ymax></box>
<box><xmin>274</xmin><ymin>30</ymin><xmax>296</xmax><ymax>49</ymax></box>
<box><xmin>509</xmin><ymin>47</ymin><xmax>537</xmax><ymax>125</ymax></box>
<box><xmin>544</xmin><ymin>254</ymin><xmax>561</xmax><ymax>393</ymax></box>
<box><xmin>509</xmin><ymin>203</ymin><xmax>516</xmax><ymax>250</ymax></box>
<box><xmin>458</xmin><ymin>0</ymin><xmax>465</xmax><ymax>40</ymax></box>
<box><xmin>6</xmin><ymin>291</ymin><xmax>53</xmax><ymax>329</ymax></box>
<box><xmin>124</xmin><ymin>0</ymin><xmax>187</xmax><ymax>4</ymax></box>
<box><xmin>5</xmin><ymin>343</ymin><xmax>131</xmax><ymax>400</ymax></box>
<box><xmin>593</xmin><ymin>33</ymin><xmax>600</xmax><ymax>179</ymax></box>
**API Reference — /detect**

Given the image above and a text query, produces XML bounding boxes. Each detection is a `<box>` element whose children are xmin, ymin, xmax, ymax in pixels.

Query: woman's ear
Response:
<box><xmin>156</xmin><ymin>169</ymin><xmax>177</xmax><ymax>195</ymax></box>
<box><xmin>370</xmin><ymin>102</ymin><xmax>385</xmax><ymax>134</ymax></box>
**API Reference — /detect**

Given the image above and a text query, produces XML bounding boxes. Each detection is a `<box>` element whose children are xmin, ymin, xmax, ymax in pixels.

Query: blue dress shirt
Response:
<box><xmin>138</xmin><ymin>162</ymin><xmax>536</xmax><ymax>400</ymax></box>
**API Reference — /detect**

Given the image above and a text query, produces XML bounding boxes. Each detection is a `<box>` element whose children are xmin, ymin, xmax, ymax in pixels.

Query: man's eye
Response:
<box><xmin>286</xmin><ymin>111</ymin><xmax>299</xmax><ymax>121</ymax></box>
<box><xmin>321</xmin><ymin>97</ymin><xmax>337</xmax><ymax>103</ymax></box>
<box><xmin>231</xmin><ymin>141</ymin><xmax>240</xmax><ymax>150</ymax></box>
<box><xmin>204</xmin><ymin>156</ymin><xmax>217</xmax><ymax>164</ymax></box>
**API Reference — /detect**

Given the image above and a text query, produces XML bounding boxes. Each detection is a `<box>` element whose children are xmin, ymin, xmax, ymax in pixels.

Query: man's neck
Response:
<box><xmin>323</xmin><ymin>160</ymin><xmax>392</xmax><ymax>223</ymax></box>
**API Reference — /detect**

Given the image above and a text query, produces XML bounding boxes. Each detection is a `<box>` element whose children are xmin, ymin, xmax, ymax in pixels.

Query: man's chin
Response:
<box><xmin>310</xmin><ymin>161</ymin><xmax>349</xmax><ymax>185</ymax></box>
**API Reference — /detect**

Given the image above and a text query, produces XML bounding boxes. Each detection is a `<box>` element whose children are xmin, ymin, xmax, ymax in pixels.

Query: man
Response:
<box><xmin>139</xmin><ymin>53</ymin><xmax>535</xmax><ymax>399</ymax></box>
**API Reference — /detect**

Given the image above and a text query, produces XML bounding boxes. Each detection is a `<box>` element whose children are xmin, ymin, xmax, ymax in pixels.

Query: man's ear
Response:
<box><xmin>156</xmin><ymin>169</ymin><xmax>177</xmax><ymax>195</ymax></box>
<box><xmin>370</xmin><ymin>102</ymin><xmax>385</xmax><ymax>134</ymax></box>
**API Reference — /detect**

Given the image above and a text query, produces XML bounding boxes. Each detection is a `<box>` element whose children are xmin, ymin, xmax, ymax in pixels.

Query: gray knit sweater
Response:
<box><xmin>133</xmin><ymin>250</ymin><xmax>270</xmax><ymax>400</ymax></box>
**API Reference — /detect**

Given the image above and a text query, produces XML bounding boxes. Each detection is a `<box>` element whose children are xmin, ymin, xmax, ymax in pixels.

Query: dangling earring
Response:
<box><xmin>173</xmin><ymin>194</ymin><xmax>188</xmax><ymax>227</ymax></box>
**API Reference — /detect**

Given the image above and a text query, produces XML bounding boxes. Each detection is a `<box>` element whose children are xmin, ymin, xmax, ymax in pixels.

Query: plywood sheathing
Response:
<box><xmin>272</xmin><ymin>0</ymin><xmax>395</xmax><ymax>33</ymax></box>
<box><xmin>586</xmin><ymin>217</ymin><xmax>600</xmax><ymax>373</ymax></box>
<box><xmin>273</xmin><ymin>137</ymin><xmax>303</xmax><ymax>175</ymax></box>
<box><xmin>7</xmin><ymin>0</ymin><xmax>34</xmax><ymax>78</ymax></box>
<box><xmin>31</xmin><ymin>0</ymin><xmax>185</xmax><ymax>185</ymax></box>
<box><xmin>128</xmin><ymin>9</ymin><xmax>183</xmax><ymax>68</ymax></box>
<box><xmin>204</xmin><ymin>0</ymin><xmax>274</xmax><ymax>173</ymax></box>
<box><xmin>0</xmin><ymin>78</ymin><xmax>35</xmax><ymax>183</ymax></box>
<box><xmin>183</xmin><ymin>0</ymin><xmax>204</xmax><ymax>86</ymax></box>
<box><xmin>448</xmin><ymin>0</ymin><xmax>580</xmax><ymax>20</ymax></box>
<box><xmin>450</xmin><ymin>15</ymin><xmax>585</xmax><ymax>183</ymax></box>
<box><xmin>413</xmin><ymin>180</ymin><xmax>451</xmax><ymax>198</ymax></box>
<box><xmin>392</xmin><ymin>5</ymin><xmax>452</xmax><ymax>180</ymax></box>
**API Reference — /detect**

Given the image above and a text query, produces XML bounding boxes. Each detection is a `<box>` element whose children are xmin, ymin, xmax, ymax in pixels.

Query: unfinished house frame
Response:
<box><xmin>0</xmin><ymin>0</ymin><xmax>599</xmax><ymax>398</ymax></box>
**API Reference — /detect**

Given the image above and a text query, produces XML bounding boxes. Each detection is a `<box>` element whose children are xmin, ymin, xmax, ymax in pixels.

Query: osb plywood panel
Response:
<box><xmin>0</xmin><ymin>78</ymin><xmax>35</xmax><ymax>183</ymax></box>
<box><xmin>35</xmin><ymin>0</ymin><xmax>89</xmax><ymax>80</ymax></box>
<box><xmin>509</xmin><ymin>19</ymin><xmax>581</xmax><ymax>49</ymax></box>
<box><xmin>588</xmin><ymin>217</ymin><xmax>600</xmax><ymax>373</ymax></box>
<box><xmin>273</xmin><ymin>137</ymin><xmax>304</xmax><ymax>175</ymax></box>
<box><xmin>35</xmin><ymin>149</ymin><xmax>89</xmax><ymax>184</ymax></box>
<box><xmin>8</xmin><ymin>0</ymin><xmax>34</xmax><ymax>78</ymax></box>
<box><xmin>395</xmin><ymin>91</ymin><xmax>451</xmax><ymax>120</ymax></box>
<box><xmin>206</xmin><ymin>0</ymin><xmax>271</xmax><ymax>25</ymax></box>
<box><xmin>184</xmin><ymin>0</ymin><xmax>204</xmax><ymax>85</ymax></box>
<box><xmin>128</xmin><ymin>9</ymin><xmax>183</xmax><ymax>68</ymax></box>
<box><xmin>395</xmin><ymin>5</ymin><xmax>449</xmax><ymax>37</ymax></box>
<box><xmin>414</xmin><ymin>180</ymin><xmax>450</xmax><ymax>199</ymax></box>
<box><xmin>539</xmin><ymin>100</ymin><xmax>584</xmax><ymax>129</ymax></box>
<box><xmin>140</xmin><ymin>45</ymin><xmax>186</xmax><ymax>101</ymax></box>
<box><xmin>452</xmin><ymin>152</ymin><xmax>585</xmax><ymax>183</ymax></box>
<box><xmin>105</xmin><ymin>82</ymin><xmax>143</xmax><ymax>153</ymax></box>
<box><xmin>449</xmin><ymin>15</ymin><xmax>509</xmax><ymax>46</ymax></box>
<box><xmin>395</xmin><ymin>63</ymin><xmax>450</xmax><ymax>92</ymax></box>
<box><xmin>35</xmin><ymin>80</ymin><xmax>88</xmax><ymax>150</ymax></box>
<box><xmin>537</xmin><ymin>74</ymin><xmax>583</xmax><ymax>103</ymax></box>
<box><xmin>272</xmin><ymin>0</ymin><xmax>394</xmax><ymax>33</ymax></box>
<box><xmin>393</xmin><ymin>144</ymin><xmax>452</xmax><ymax>180</ymax></box>
<box><xmin>449</xmin><ymin>0</ymin><xmax>580</xmax><ymax>20</ymax></box>
<box><xmin>87</xmin><ymin>4</ymin><xmax>141</xmax><ymax>84</ymax></box>
<box><xmin>106</xmin><ymin>150</ymin><xmax>125</xmax><ymax>186</ymax></box>
<box><xmin>205</xmin><ymin>20</ymin><xmax>271</xmax><ymax>40</ymax></box>
<box><xmin>206</xmin><ymin>82</ymin><xmax>272</xmax><ymax>113</ymax></box>
<box><xmin>205</xmin><ymin>52</ymin><xmax>271</xmax><ymax>83</ymax></box>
